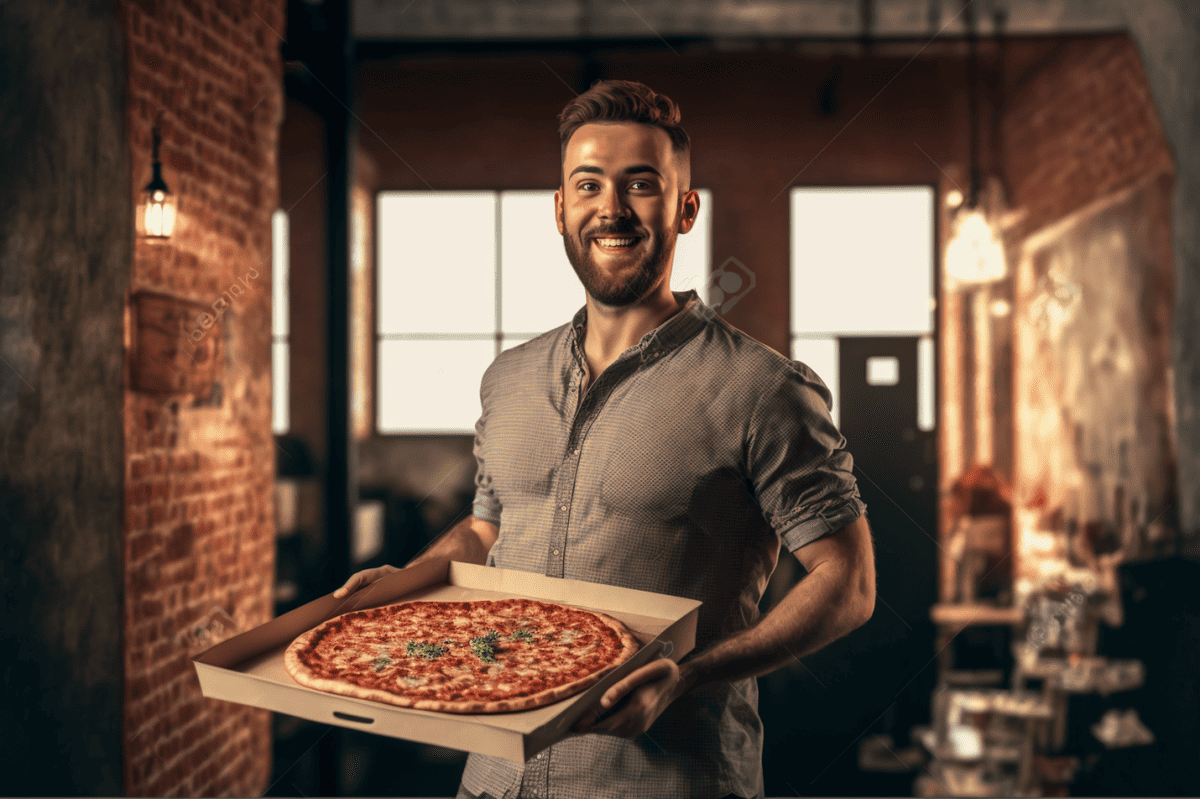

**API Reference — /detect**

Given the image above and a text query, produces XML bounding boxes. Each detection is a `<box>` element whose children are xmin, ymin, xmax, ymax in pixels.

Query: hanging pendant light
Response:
<box><xmin>137</xmin><ymin>112</ymin><xmax>177</xmax><ymax>240</ymax></box>
<box><xmin>945</xmin><ymin>0</ymin><xmax>1007</xmax><ymax>287</ymax></box>
<box><xmin>946</xmin><ymin>207</ymin><xmax>1007</xmax><ymax>285</ymax></box>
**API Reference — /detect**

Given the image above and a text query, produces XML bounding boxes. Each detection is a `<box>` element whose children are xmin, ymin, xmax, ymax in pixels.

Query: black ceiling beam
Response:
<box><xmin>355</xmin><ymin>35</ymin><xmax>712</xmax><ymax>61</ymax></box>
<box><xmin>352</xmin><ymin>30</ymin><xmax>1123</xmax><ymax>63</ymax></box>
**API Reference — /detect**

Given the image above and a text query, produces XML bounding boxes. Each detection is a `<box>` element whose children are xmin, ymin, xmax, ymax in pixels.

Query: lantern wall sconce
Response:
<box><xmin>137</xmin><ymin>112</ymin><xmax>177</xmax><ymax>240</ymax></box>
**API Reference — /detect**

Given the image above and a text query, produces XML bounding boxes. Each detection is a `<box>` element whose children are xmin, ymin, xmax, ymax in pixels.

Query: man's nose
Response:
<box><xmin>598</xmin><ymin>188</ymin><xmax>631</xmax><ymax>219</ymax></box>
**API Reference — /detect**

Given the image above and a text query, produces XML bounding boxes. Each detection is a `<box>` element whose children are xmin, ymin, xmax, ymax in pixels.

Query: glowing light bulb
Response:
<box><xmin>945</xmin><ymin>208</ymin><xmax>1006</xmax><ymax>285</ymax></box>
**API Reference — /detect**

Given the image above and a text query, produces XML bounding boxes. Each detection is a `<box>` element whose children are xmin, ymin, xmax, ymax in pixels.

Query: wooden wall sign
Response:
<box><xmin>130</xmin><ymin>290</ymin><xmax>221</xmax><ymax>400</ymax></box>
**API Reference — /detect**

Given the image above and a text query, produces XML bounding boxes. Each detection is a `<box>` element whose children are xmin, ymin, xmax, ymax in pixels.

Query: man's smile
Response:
<box><xmin>591</xmin><ymin>235</ymin><xmax>644</xmax><ymax>255</ymax></box>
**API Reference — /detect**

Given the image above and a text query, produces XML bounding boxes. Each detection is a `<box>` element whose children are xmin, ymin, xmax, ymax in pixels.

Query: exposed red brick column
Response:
<box><xmin>120</xmin><ymin>0</ymin><xmax>285</xmax><ymax>795</ymax></box>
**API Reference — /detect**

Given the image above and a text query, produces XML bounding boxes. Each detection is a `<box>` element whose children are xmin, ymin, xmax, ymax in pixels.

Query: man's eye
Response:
<box><xmin>578</xmin><ymin>180</ymin><xmax>652</xmax><ymax>192</ymax></box>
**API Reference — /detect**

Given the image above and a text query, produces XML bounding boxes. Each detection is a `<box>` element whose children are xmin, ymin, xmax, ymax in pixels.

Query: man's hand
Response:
<box><xmin>570</xmin><ymin>656</ymin><xmax>689</xmax><ymax>738</ymax></box>
<box><xmin>332</xmin><ymin>564</ymin><xmax>400</xmax><ymax>598</ymax></box>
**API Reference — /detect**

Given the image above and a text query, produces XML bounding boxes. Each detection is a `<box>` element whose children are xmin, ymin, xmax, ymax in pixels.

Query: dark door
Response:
<box><xmin>837</xmin><ymin>336</ymin><xmax>937</xmax><ymax>536</ymax></box>
<box><xmin>837</xmin><ymin>335</ymin><xmax>939</xmax><ymax>747</ymax></box>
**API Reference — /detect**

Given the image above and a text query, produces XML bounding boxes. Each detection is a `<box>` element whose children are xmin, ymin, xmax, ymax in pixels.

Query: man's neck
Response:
<box><xmin>582</xmin><ymin>286</ymin><xmax>684</xmax><ymax>367</ymax></box>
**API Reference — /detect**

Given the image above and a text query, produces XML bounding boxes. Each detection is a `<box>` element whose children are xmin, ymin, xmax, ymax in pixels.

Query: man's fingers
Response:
<box><xmin>333</xmin><ymin>565</ymin><xmax>401</xmax><ymax>598</ymax></box>
<box><xmin>333</xmin><ymin>570</ymin><xmax>374</xmax><ymax>598</ymax></box>
<box><xmin>573</xmin><ymin>706</ymin><xmax>608</xmax><ymax>733</ymax></box>
<box><xmin>601</xmin><ymin>682</ymin><xmax>629</xmax><ymax>708</ymax></box>
<box><xmin>335</xmin><ymin>572</ymin><xmax>370</xmax><ymax>597</ymax></box>
<box><xmin>601</xmin><ymin>657</ymin><xmax>675</xmax><ymax>707</ymax></box>
<box><xmin>602</xmin><ymin>672</ymin><xmax>641</xmax><ymax>706</ymax></box>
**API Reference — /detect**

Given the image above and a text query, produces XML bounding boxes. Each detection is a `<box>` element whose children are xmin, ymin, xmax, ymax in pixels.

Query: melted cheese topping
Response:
<box><xmin>298</xmin><ymin>598</ymin><xmax>630</xmax><ymax>703</ymax></box>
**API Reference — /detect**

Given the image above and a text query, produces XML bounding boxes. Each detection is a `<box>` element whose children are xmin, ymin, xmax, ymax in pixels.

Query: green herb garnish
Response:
<box><xmin>508</xmin><ymin>628</ymin><xmax>535</xmax><ymax>643</ymax></box>
<box><xmin>405</xmin><ymin>641</ymin><xmax>448</xmax><ymax>660</ymax></box>
<box><xmin>371</xmin><ymin>656</ymin><xmax>392</xmax><ymax>671</ymax></box>
<box><xmin>469</xmin><ymin>630</ymin><xmax>501</xmax><ymax>663</ymax></box>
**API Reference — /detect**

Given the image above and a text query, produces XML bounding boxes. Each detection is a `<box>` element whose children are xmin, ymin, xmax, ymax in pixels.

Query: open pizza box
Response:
<box><xmin>192</xmin><ymin>558</ymin><xmax>702</xmax><ymax>763</ymax></box>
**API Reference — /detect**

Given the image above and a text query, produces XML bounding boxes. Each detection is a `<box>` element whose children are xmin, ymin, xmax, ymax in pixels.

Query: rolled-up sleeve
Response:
<box><xmin>471</xmin><ymin>366</ymin><xmax>502</xmax><ymax>526</ymax></box>
<box><xmin>745</xmin><ymin>360</ymin><xmax>866</xmax><ymax>551</ymax></box>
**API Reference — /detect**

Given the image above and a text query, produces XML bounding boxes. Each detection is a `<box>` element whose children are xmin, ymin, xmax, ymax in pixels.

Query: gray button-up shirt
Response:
<box><xmin>460</xmin><ymin>289</ymin><xmax>866</xmax><ymax>799</ymax></box>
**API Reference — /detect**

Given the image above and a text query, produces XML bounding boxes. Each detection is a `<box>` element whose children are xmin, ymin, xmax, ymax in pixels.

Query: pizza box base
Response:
<box><xmin>192</xmin><ymin>558</ymin><xmax>701</xmax><ymax>763</ymax></box>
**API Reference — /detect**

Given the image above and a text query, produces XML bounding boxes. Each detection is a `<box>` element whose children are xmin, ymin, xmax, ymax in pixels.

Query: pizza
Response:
<box><xmin>283</xmin><ymin>597</ymin><xmax>642</xmax><ymax>714</ymax></box>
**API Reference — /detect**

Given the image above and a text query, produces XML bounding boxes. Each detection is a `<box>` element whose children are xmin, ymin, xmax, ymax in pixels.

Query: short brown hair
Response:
<box><xmin>557</xmin><ymin>79</ymin><xmax>691</xmax><ymax>193</ymax></box>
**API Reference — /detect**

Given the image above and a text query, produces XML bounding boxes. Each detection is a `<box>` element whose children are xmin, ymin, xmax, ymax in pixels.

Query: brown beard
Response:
<box><xmin>560</xmin><ymin>212</ymin><xmax>678</xmax><ymax>308</ymax></box>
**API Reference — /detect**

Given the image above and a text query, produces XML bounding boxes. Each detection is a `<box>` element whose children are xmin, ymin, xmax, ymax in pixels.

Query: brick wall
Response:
<box><xmin>997</xmin><ymin>34</ymin><xmax>1179</xmax><ymax>554</ymax></box>
<box><xmin>121</xmin><ymin>0</ymin><xmax>284</xmax><ymax>795</ymax></box>
<box><xmin>1001</xmin><ymin>34</ymin><xmax>1175</xmax><ymax>242</ymax></box>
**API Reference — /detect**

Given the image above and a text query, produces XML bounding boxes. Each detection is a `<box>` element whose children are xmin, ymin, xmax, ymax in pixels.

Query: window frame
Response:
<box><xmin>787</xmin><ymin>184</ymin><xmax>939</xmax><ymax>431</ymax></box>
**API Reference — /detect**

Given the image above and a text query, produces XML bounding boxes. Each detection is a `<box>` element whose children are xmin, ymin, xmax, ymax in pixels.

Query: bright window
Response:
<box><xmin>377</xmin><ymin>190</ymin><xmax>711</xmax><ymax>433</ymax></box>
<box><xmin>789</xmin><ymin>187</ymin><xmax>935</xmax><ymax>428</ymax></box>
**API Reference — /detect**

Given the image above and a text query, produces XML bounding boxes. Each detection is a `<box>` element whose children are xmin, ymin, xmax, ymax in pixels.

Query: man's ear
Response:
<box><xmin>678</xmin><ymin>189</ymin><xmax>700</xmax><ymax>235</ymax></box>
<box><xmin>554</xmin><ymin>188</ymin><xmax>565</xmax><ymax>236</ymax></box>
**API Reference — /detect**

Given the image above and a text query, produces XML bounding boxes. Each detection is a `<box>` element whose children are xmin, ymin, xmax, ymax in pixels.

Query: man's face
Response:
<box><xmin>555</xmin><ymin>122</ymin><xmax>697</xmax><ymax>308</ymax></box>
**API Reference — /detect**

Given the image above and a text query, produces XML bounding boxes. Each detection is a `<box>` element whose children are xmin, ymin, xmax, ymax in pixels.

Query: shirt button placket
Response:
<box><xmin>552</xmin><ymin>501</ymin><xmax>568</xmax><ymax>576</ymax></box>
<box><xmin>528</xmin><ymin>747</ymin><xmax>548</xmax><ymax>798</ymax></box>
<box><xmin>553</xmin><ymin>426</ymin><xmax>582</xmax><ymax>579</ymax></box>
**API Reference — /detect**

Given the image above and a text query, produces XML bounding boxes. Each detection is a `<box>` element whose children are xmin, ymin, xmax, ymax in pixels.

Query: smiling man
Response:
<box><xmin>336</xmin><ymin>79</ymin><xmax>875</xmax><ymax>799</ymax></box>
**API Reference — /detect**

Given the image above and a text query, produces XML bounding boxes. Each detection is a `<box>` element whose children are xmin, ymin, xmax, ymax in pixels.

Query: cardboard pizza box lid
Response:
<box><xmin>191</xmin><ymin>558</ymin><xmax>702</xmax><ymax>763</ymax></box>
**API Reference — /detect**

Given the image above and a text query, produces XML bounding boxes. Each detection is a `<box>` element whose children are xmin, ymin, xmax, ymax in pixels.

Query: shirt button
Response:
<box><xmin>536</xmin><ymin>752</ymin><xmax>544</xmax><ymax>759</ymax></box>
<box><xmin>553</xmin><ymin>549</ymin><xmax>559</xmax><ymax>555</ymax></box>
<box><xmin>560</xmin><ymin>505</ymin><xmax>567</xmax><ymax>511</ymax></box>
<box><xmin>573</xmin><ymin>449</ymin><xmax>579</xmax><ymax>455</ymax></box>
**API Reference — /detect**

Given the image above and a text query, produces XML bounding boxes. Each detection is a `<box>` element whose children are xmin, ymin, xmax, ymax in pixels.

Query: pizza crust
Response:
<box><xmin>283</xmin><ymin>599</ymin><xmax>642</xmax><ymax>714</ymax></box>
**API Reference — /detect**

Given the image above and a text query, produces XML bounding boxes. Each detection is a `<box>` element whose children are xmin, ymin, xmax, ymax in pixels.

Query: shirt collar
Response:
<box><xmin>569</xmin><ymin>288</ymin><xmax>713</xmax><ymax>367</ymax></box>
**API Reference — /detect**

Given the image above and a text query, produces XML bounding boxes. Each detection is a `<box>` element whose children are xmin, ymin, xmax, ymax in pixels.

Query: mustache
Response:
<box><xmin>587</xmin><ymin>227</ymin><xmax>643</xmax><ymax>238</ymax></box>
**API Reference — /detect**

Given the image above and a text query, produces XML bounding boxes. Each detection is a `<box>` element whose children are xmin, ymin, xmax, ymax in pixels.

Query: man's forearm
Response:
<box><xmin>406</xmin><ymin>515</ymin><xmax>491</xmax><ymax>569</ymax></box>
<box><xmin>676</xmin><ymin>564</ymin><xmax>869</xmax><ymax>697</ymax></box>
